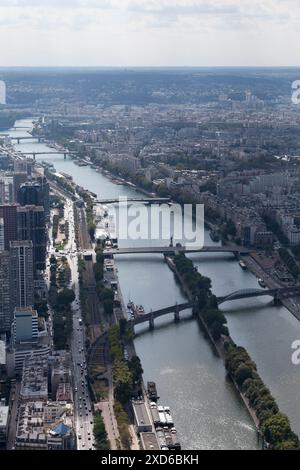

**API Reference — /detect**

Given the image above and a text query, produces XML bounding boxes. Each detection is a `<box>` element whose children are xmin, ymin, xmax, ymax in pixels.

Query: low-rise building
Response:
<box><xmin>0</xmin><ymin>401</ymin><xmax>8</xmax><ymax>447</ymax></box>
<box><xmin>132</xmin><ymin>400</ymin><xmax>152</xmax><ymax>433</ymax></box>
<box><xmin>20</xmin><ymin>354</ymin><xmax>49</xmax><ymax>402</ymax></box>
<box><xmin>15</xmin><ymin>401</ymin><xmax>75</xmax><ymax>450</ymax></box>
<box><xmin>140</xmin><ymin>432</ymin><xmax>160</xmax><ymax>450</ymax></box>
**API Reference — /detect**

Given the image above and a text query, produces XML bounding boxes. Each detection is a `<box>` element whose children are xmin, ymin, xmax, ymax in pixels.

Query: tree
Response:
<box><xmin>34</xmin><ymin>299</ymin><xmax>49</xmax><ymax>318</ymax></box>
<box><xmin>103</xmin><ymin>298</ymin><xmax>113</xmax><ymax>316</ymax></box>
<box><xmin>234</xmin><ymin>363</ymin><xmax>253</xmax><ymax>386</ymax></box>
<box><xmin>128</xmin><ymin>356</ymin><xmax>144</xmax><ymax>384</ymax></box>
<box><xmin>93</xmin><ymin>413</ymin><xmax>109</xmax><ymax>450</ymax></box>
<box><xmin>262</xmin><ymin>413</ymin><xmax>298</xmax><ymax>448</ymax></box>
<box><xmin>94</xmin><ymin>263</ymin><xmax>104</xmax><ymax>282</ymax></box>
<box><xmin>56</xmin><ymin>288</ymin><xmax>75</xmax><ymax>306</ymax></box>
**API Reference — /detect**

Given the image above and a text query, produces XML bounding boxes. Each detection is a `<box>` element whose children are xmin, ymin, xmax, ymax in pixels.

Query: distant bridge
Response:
<box><xmin>20</xmin><ymin>150</ymin><xmax>70</xmax><ymax>160</ymax></box>
<box><xmin>104</xmin><ymin>246</ymin><xmax>251</xmax><ymax>256</ymax></box>
<box><xmin>95</xmin><ymin>197</ymin><xmax>171</xmax><ymax>205</ymax></box>
<box><xmin>127</xmin><ymin>286</ymin><xmax>300</xmax><ymax>330</ymax></box>
<box><xmin>0</xmin><ymin>126</ymin><xmax>32</xmax><ymax>131</ymax></box>
<box><xmin>10</xmin><ymin>135</ymin><xmax>44</xmax><ymax>144</ymax></box>
<box><xmin>217</xmin><ymin>286</ymin><xmax>300</xmax><ymax>305</ymax></box>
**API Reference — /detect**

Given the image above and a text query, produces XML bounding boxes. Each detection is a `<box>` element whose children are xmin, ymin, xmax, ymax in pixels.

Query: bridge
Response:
<box><xmin>217</xmin><ymin>286</ymin><xmax>300</xmax><ymax>305</ymax></box>
<box><xmin>95</xmin><ymin>197</ymin><xmax>171</xmax><ymax>205</ymax></box>
<box><xmin>128</xmin><ymin>302</ymin><xmax>194</xmax><ymax>330</ymax></box>
<box><xmin>127</xmin><ymin>286</ymin><xmax>300</xmax><ymax>330</ymax></box>
<box><xmin>104</xmin><ymin>246</ymin><xmax>251</xmax><ymax>256</ymax></box>
<box><xmin>10</xmin><ymin>135</ymin><xmax>44</xmax><ymax>144</ymax></box>
<box><xmin>0</xmin><ymin>126</ymin><xmax>32</xmax><ymax>131</ymax></box>
<box><xmin>20</xmin><ymin>150</ymin><xmax>69</xmax><ymax>160</ymax></box>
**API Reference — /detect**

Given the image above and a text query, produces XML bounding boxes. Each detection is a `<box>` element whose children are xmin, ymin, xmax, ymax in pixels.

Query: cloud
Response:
<box><xmin>0</xmin><ymin>0</ymin><xmax>299</xmax><ymax>66</ymax></box>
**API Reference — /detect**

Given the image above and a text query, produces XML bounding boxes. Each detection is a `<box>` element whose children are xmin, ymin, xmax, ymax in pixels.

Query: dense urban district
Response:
<box><xmin>0</xmin><ymin>68</ymin><xmax>300</xmax><ymax>450</ymax></box>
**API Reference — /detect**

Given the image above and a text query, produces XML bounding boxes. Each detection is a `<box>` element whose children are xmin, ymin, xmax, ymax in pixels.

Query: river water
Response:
<box><xmin>4</xmin><ymin>118</ymin><xmax>300</xmax><ymax>450</ymax></box>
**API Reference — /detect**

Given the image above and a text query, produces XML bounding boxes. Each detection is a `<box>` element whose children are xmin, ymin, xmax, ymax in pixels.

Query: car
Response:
<box><xmin>82</xmin><ymin>443</ymin><xmax>85</xmax><ymax>448</ymax></box>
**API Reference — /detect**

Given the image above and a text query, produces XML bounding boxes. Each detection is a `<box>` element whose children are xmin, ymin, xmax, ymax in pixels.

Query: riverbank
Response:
<box><xmin>167</xmin><ymin>253</ymin><xmax>299</xmax><ymax>450</ymax></box>
<box><xmin>166</xmin><ymin>256</ymin><xmax>258</xmax><ymax>423</ymax></box>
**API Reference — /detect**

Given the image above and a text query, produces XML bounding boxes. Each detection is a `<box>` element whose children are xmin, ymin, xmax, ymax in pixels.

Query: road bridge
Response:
<box><xmin>104</xmin><ymin>246</ymin><xmax>251</xmax><ymax>256</ymax></box>
<box><xmin>95</xmin><ymin>197</ymin><xmax>171</xmax><ymax>205</ymax></box>
<box><xmin>127</xmin><ymin>286</ymin><xmax>300</xmax><ymax>330</ymax></box>
<box><xmin>217</xmin><ymin>286</ymin><xmax>300</xmax><ymax>305</ymax></box>
<box><xmin>10</xmin><ymin>135</ymin><xmax>44</xmax><ymax>144</ymax></box>
<box><xmin>20</xmin><ymin>150</ymin><xmax>70</xmax><ymax>160</ymax></box>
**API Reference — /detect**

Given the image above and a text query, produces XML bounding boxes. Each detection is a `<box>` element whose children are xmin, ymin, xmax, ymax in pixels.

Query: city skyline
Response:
<box><xmin>0</xmin><ymin>0</ymin><xmax>299</xmax><ymax>67</ymax></box>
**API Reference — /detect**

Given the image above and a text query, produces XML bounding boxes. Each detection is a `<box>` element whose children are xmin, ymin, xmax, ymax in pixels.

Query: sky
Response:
<box><xmin>0</xmin><ymin>0</ymin><xmax>299</xmax><ymax>67</ymax></box>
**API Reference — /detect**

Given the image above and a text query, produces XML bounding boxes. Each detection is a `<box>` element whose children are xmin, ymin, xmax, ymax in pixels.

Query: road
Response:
<box><xmin>64</xmin><ymin>198</ymin><xmax>95</xmax><ymax>450</ymax></box>
<box><xmin>46</xmin><ymin>192</ymin><xmax>95</xmax><ymax>450</ymax></box>
<box><xmin>6</xmin><ymin>381</ymin><xmax>21</xmax><ymax>450</ymax></box>
<box><xmin>245</xmin><ymin>254</ymin><xmax>300</xmax><ymax>321</ymax></box>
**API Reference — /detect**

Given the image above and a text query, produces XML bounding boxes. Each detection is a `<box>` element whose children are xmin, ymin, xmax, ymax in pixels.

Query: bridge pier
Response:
<box><xmin>149</xmin><ymin>314</ymin><xmax>154</xmax><ymax>330</ymax></box>
<box><xmin>273</xmin><ymin>296</ymin><xmax>282</xmax><ymax>306</ymax></box>
<box><xmin>174</xmin><ymin>304</ymin><xmax>180</xmax><ymax>323</ymax></box>
<box><xmin>192</xmin><ymin>304</ymin><xmax>198</xmax><ymax>317</ymax></box>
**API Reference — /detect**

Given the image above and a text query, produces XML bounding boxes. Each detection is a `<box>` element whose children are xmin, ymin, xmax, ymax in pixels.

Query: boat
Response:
<box><xmin>135</xmin><ymin>305</ymin><xmax>145</xmax><ymax>316</ymax></box>
<box><xmin>239</xmin><ymin>260</ymin><xmax>247</xmax><ymax>270</ymax></box>
<box><xmin>126</xmin><ymin>309</ymin><xmax>134</xmax><ymax>320</ymax></box>
<box><xmin>147</xmin><ymin>381</ymin><xmax>159</xmax><ymax>401</ymax></box>
<box><xmin>258</xmin><ymin>278</ymin><xmax>266</xmax><ymax>288</ymax></box>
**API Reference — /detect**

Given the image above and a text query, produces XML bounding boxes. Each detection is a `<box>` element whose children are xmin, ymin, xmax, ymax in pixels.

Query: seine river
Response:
<box><xmin>5</xmin><ymin>118</ymin><xmax>300</xmax><ymax>449</ymax></box>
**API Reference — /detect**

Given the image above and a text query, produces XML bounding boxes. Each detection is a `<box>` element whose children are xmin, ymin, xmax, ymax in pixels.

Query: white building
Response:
<box><xmin>0</xmin><ymin>80</ymin><xmax>6</xmax><ymax>105</ymax></box>
<box><xmin>0</xmin><ymin>401</ymin><xmax>8</xmax><ymax>446</ymax></box>
<box><xmin>0</xmin><ymin>217</ymin><xmax>4</xmax><ymax>251</ymax></box>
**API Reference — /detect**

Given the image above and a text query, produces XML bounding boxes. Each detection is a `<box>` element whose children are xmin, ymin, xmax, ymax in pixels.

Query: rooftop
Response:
<box><xmin>132</xmin><ymin>400</ymin><xmax>152</xmax><ymax>429</ymax></box>
<box><xmin>0</xmin><ymin>340</ymin><xmax>5</xmax><ymax>365</ymax></box>
<box><xmin>0</xmin><ymin>405</ymin><xmax>9</xmax><ymax>428</ymax></box>
<box><xmin>140</xmin><ymin>432</ymin><xmax>160</xmax><ymax>451</ymax></box>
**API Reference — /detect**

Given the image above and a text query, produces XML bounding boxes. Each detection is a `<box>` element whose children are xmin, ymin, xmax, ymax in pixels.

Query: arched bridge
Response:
<box><xmin>127</xmin><ymin>285</ymin><xmax>300</xmax><ymax>330</ymax></box>
<box><xmin>218</xmin><ymin>286</ymin><xmax>300</xmax><ymax>305</ymax></box>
